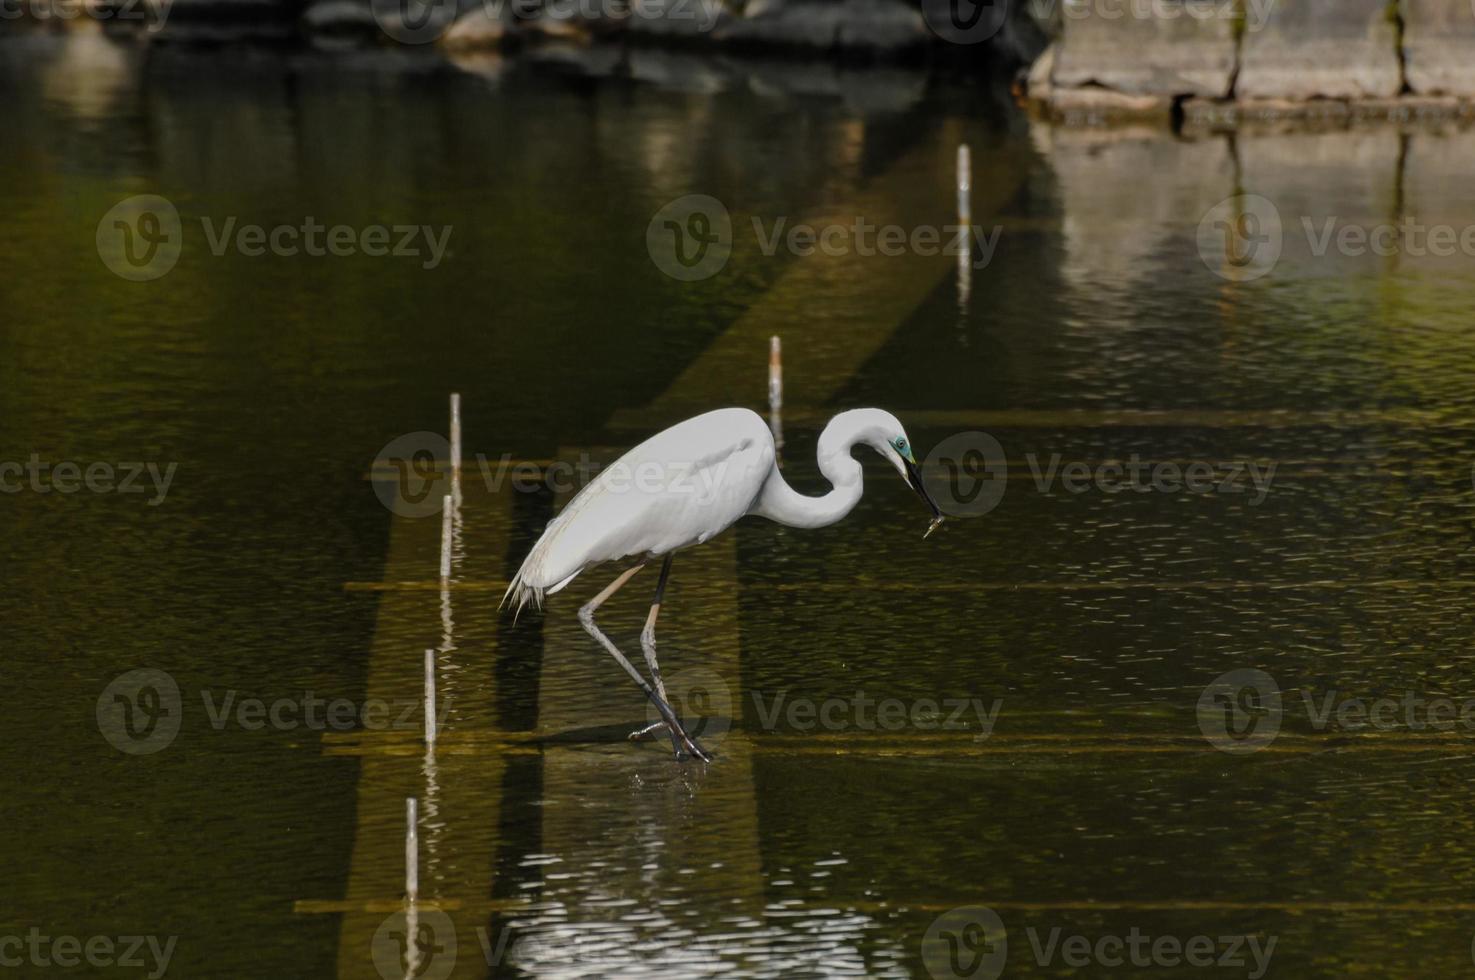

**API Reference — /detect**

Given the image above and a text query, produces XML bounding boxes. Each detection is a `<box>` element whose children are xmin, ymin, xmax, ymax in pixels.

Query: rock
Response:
<box><xmin>1238</xmin><ymin>0</ymin><xmax>1401</xmax><ymax>99</ymax></box>
<box><xmin>715</xmin><ymin>0</ymin><xmax>840</xmax><ymax>49</ymax></box>
<box><xmin>1052</xmin><ymin>0</ymin><xmax>1237</xmax><ymax>97</ymax></box>
<box><xmin>1024</xmin><ymin>40</ymin><xmax>1054</xmax><ymax>102</ymax></box>
<box><xmin>522</xmin><ymin>12</ymin><xmax>592</xmax><ymax>40</ymax></box>
<box><xmin>716</xmin><ymin>0</ymin><xmax>928</xmax><ymax>53</ymax></box>
<box><xmin>151</xmin><ymin>0</ymin><xmax>296</xmax><ymax>41</ymax></box>
<box><xmin>835</xmin><ymin>0</ymin><xmax>928</xmax><ymax>53</ymax></box>
<box><xmin>626</xmin><ymin>0</ymin><xmax>728</xmax><ymax>38</ymax></box>
<box><xmin>626</xmin><ymin>48</ymin><xmax>738</xmax><ymax>91</ymax></box>
<box><xmin>1404</xmin><ymin>0</ymin><xmax>1475</xmax><ymax>96</ymax></box>
<box><xmin>440</xmin><ymin>5</ymin><xmax>514</xmax><ymax>50</ymax></box>
<box><xmin>302</xmin><ymin>0</ymin><xmax>376</xmax><ymax>32</ymax></box>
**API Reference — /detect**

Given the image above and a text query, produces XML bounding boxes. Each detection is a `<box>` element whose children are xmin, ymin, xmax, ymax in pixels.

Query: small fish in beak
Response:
<box><xmin>902</xmin><ymin>456</ymin><xmax>945</xmax><ymax>539</ymax></box>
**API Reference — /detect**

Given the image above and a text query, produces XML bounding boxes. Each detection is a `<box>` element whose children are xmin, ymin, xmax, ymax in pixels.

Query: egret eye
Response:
<box><xmin>895</xmin><ymin>438</ymin><xmax>907</xmax><ymax>451</ymax></box>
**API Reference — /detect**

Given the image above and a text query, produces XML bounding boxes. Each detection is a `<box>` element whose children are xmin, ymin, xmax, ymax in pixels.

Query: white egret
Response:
<box><xmin>503</xmin><ymin>407</ymin><xmax>944</xmax><ymax>761</ymax></box>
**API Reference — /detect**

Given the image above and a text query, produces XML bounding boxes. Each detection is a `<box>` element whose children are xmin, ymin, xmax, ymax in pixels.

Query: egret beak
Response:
<box><xmin>902</xmin><ymin>456</ymin><xmax>945</xmax><ymax>539</ymax></box>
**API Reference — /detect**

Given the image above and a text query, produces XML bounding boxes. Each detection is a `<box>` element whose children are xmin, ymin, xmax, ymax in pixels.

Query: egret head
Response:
<box><xmin>847</xmin><ymin>409</ymin><xmax>945</xmax><ymax>537</ymax></box>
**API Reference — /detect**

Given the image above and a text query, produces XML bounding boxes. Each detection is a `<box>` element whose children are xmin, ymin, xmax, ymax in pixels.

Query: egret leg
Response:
<box><xmin>578</xmin><ymin>563</ymin><xmax>710</xmax><ymax>763</ymax></box>
<box><xmin>629</xmin><ymin>556</ymin><xmax>679</xmax><ymax>756</ymax></box>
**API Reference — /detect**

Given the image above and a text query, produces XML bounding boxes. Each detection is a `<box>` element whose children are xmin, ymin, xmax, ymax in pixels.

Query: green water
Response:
<box><xmin>7</xmin><ymin>27</ymin><xmax>1475</xmax><ymax>979</ymax></box>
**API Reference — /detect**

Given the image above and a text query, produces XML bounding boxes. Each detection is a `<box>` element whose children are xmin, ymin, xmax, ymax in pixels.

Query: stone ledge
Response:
<box><xmin>1181</xmin><ymin>95</ymin><xmax>1475</xmax><ymax>130</ymax></box>
<box><xmin>1043</xmin><ymin>87</ymin><xmax>1175</xmax><ymax>126</ymax></box>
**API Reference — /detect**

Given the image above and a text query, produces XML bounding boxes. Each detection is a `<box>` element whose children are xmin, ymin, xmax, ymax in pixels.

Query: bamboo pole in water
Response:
<box><xmin>424</xmin><ymin>649</ymin><xmax>437</xmax><ymax>747</ymax></box>
<box><xmin>449</xmin><ymin>393</ymin><xmax>462</xmax><ymax>507</ymax></box>
<box><xmin>439</xmin><ymin>496</ymin><xmax>452</xmax><ymax>582</ymax></box>
<box><xmin>405</xmin><ymin>797</ymin><xmax>419</xmax><ymax>902</ymax></box>
<box><xmin>768</xmin><ymin>336</ymin><xmax>783</xmax><ymax>459</ymax></box>
<box><xmin>956</xmin><ymin>144</ymin><xmax>972</xmax><ymax>312</ymax></box>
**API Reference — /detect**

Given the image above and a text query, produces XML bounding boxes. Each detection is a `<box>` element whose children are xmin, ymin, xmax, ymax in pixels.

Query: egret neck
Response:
<box><xmin>749</xmin><ymin>411</ymin><xmax>876</xmax><ymax>530</ymax></box>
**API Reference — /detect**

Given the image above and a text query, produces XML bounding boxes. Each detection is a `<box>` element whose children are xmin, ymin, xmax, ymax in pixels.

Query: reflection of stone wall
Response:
<box><xmin>1031</xmin><ymin>124</ymin><xmax>1233</xmax><ymax>291</ymax></box>
<box><xmin>1236</xmin><ymin>129</ymin><xmax>1402</xmax><ymax>279</ymax></box>
<box><xmin>1037</xmin><ymin>116</ymin><xmax>1475</xmax><ymax>298</ymax></box>
<box><xmin>1032</xmin><ymin>0</ymin><xmax>1475</xmax><ymax>123</ymax></box>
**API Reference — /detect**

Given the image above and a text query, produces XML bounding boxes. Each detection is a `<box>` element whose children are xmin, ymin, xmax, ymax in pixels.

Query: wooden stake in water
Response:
<box><xmin>405</xmin><ymin>797</ymin><xmax>419</xmax><ymax>903</ymax></box>
<box><xmin>449</xmin><ymin>393</ymin><xmax>462</xmax><ymax>507</ymax></box>
<box><xmin>957</xmin><ymin>144</ymin><xmax>971</xmax><ymax>226</ymax></box>
<box><xmin>768</xmin><ymin>336</ymin><xmax>782</xmax><ymax>412</ymax></box>
<box><xmin>424</xmin><ymin>649</ymin><xmax>437</xmax><ymax>746</ymax></box>
<box><xmin>768</xmin><ymin>335</ymin><xmax>784</xmax><ymax>460</ymax></box>
<box><xmin>439</xmin><ymin>496</ymin><xmax>452</xmax><ymax>582</ymax></box>
<box><xmin>956</xmin><ymin>144</ymin><xmax>973</xmax><ymax>313</ymax></box>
